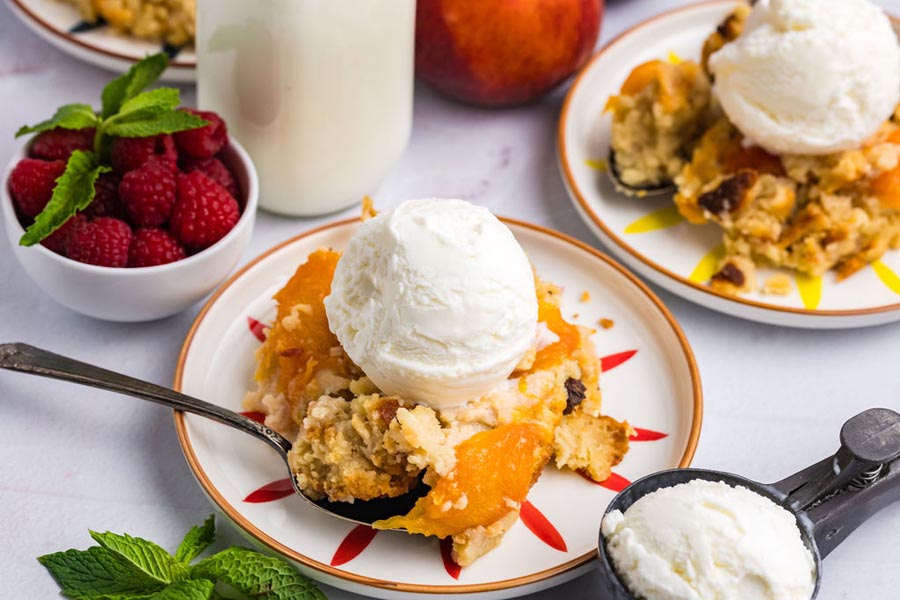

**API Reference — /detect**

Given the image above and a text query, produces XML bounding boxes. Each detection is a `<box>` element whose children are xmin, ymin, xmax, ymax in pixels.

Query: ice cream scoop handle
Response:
<box><xmin>0</xmin><ymin>342</ymin><xmax>293</xmax><ymax>457</ymax></box>
<box><xmin>806</xmin><ymin>459</ymin><xmax>900</xmax><ymax>558</ymax></box>
<box><xmin>771</xmin><ymin>408</ymin><xmax>900</xmax><ymax>559</ymax></box>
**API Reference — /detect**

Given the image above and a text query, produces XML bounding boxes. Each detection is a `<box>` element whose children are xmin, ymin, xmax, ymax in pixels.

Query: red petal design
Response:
<box><xmin>440</xmin><ymin>538</ymin><xmax>461</xmax><ymax>580</ymax></box>
<box><xmin>247</xmin><ymin>316</ymin><xmax>267</xmax><ymax>342</ymax></box>
<box><xmin>520</xmin><ymin>500</ymin><xmax>567</xmax><ymax>552</ymax></box>
<box><xmin>331</xmin><ymin>525</ymin><xmax>378</xmax><ymax>566</ymax></box>
<box><xmin>578</xmin><ymin>470</ymin><xmax>632</xmax><ymax>492</ymax></box>
<box><xmin>240</xmin><ymin>411</ymin><xmax>266</xmax><ymax>424</ymax></box>
<box><xmin>600</xmin><ymin>349</ymin><xmax>637</xmax><ymax>372</ymax></box>
<box><xmin>244</xmin><ymin>478</ymin><xmax>294</xmax><ymax>503</ymax></box>
<box><xmin>630</xmin><ymin>427</ymin><xmax>668</xmax><ymax>442</ymax></box>
<box><xmin>600</xmin><ymin>472</ymin><xmax>631</xmax><ymax>492</ymax></box>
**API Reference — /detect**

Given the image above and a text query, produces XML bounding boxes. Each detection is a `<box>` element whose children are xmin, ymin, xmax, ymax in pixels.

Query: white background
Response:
<box><xmin>1</xmin><ymin>1</ymin><xmax>899</xmax><ymax>598</ymax></box>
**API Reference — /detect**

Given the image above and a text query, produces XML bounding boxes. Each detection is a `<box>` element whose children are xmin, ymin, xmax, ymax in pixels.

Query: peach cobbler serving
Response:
<box><xmin>244</xmin><ymin>199</ymin><xmax>631</xmax><ymax>566</ymax></box>
<box><xmin>606</xmin><ymin>0</ymin><xmax>900</xmax><ymax>295</ymax></box>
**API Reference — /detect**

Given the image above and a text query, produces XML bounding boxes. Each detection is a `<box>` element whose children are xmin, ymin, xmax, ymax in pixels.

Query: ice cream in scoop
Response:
<box><xmin>602</xmin><ymin>479</ymin><xmax>816</xmax><ymax>600</ymax></box>
<box><xmin>324</xmin><ymin>198</ymin><xmax>537</xmax><ymax>409</ymax></box>
<box><xmin>709</xmin><ymin>0</ymin><xmax>900</xmax><ymax>155</ymax></box>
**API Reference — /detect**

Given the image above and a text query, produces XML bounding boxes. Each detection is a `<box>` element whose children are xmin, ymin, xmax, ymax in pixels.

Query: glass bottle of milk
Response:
<box><xmin>196</xmin><ymin>1</ymin><xmax>415</xmax><ymax>216</ymax></box>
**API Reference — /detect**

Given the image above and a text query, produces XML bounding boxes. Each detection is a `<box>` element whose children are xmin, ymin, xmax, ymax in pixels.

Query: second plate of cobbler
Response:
<box><xmin>559</xmin><ymin>0</ymin><xmax>900</xmax><ymax>328</ymax></box>
<box><xmin>173</xmin><ymin>202</ymin><xmax>700</xmax><ymax>600</ymax></box>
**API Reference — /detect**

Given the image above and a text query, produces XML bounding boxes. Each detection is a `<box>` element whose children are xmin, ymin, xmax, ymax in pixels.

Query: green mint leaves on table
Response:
<box><xmin>38</xmin><ymin>515</ymin><xmax>327</xmax><ymax>600</ymax></box>
<box><xmin>14</xmin><ymin>53</ymin><xmax>208</xmax><ymax>247</ymax></box>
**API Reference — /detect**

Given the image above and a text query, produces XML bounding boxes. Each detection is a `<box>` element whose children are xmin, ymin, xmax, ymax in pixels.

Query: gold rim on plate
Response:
<box><xmin>173</xmin><ymin>217</ymin><xmax>702</xmax><ymax>595</ymax></box>
<box><xmin>558</xmin><ymin>0</ymin><xmax>900</xmax><ymax>319</ymax></box>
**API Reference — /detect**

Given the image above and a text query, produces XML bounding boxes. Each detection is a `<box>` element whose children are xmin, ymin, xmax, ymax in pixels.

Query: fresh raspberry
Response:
<box><xmin>170</xmin><ymin>171</ymin><xmax>240</xmax><ymax>250</ymax></box>
<box><xmin>41</xmin><ymin>213</ymin><xmax>87</xmax><ymax>255</ymax></box>
<box><xmin>128</xmin><ymin>227</ymin><xmax>187</xmax><ymax>267</ymax></box>
<box><xmin>119</xmin><ymin>160</ymin><xmax>177</xmax><ymax>227</ymax></box>
<box><xmin>83</xmin><ymin>173</ymin><xmax>123</xmax><ymax>219</ymax></box>
<box><xmin>111</xmin><ymin>134</ymin><xmax>177</xmax><ymax>173</ymax></box>
<box><xmin>172</xmin><ymin>109</ymin><xmax>227</xmax><ymax>159</ymax></box>
<box><xmin>181</xmin><ymin>156</ymin><xmax>239</xmax><ymax>199</ymax></box>
<box><xmin>66</xmin><ymin>217</ymin><xmax>132</xmax><ymax>267</ymax></box>
<box><xmin>8</xmin><ymin>158</ymin><xmax>67</xmax><ymax>218</ymax></box>
<box><xmin>29</xmin><ymin>127</ymin><xmax>95</xmax><ymax>161</ymax></box>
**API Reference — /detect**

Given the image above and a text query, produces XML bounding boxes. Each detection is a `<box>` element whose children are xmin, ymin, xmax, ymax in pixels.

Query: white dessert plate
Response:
<box><xmin>174</xmin><ymin>218</ymin><xmax>702</xmax><ymax>600</ymax></box>
<box><xmin>7</xmin><ymin>0</ymin><xmax>195</xmax><ymax>82</ymax></box>
<box><xmin>558</xmin><ymin>0</ymin><xmax>900</xmax><ymax>329</ymax></box>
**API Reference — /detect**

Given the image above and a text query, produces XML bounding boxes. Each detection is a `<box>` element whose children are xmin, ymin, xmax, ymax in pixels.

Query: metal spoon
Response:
<box><xmin>0</xmin><ymin>342</ymin><xmax>422</xmax><ymax>525</ymax></box>
<box><xmin>598</xmin><ymin>408</ymin><xmax>900</xmax><ymax>599</ymax></box>
<box><xmin>607</xmin><ymin>150</ymin><xmax>677</xmax><ymax>198</ymax></box>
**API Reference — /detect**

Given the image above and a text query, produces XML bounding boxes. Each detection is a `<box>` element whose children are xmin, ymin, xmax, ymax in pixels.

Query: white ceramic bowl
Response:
<box><xmin>1</xmin><ymin>136</ymin><xmax>258</xmax><ymax>322</ymax></box>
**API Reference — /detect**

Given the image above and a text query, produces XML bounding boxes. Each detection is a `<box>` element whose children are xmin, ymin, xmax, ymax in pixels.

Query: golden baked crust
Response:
<box><xmin>606</xmin><ymin>60</ymin><xmax>713</xmax><ymax>188</ymax></box>
<box><xmin>245</xmin><ymin>250</ymin><xmax>631</xmax><ymax>565</ymax></box>
<box><xmin>700</xmin><ymin>3</ymin><xmax>750</xmax><ymax>74</ymax></box>
<box><xmin>60</xmin><ymin>0</ymin><xmax>195</xmax><ymax>46</ymax></box>
<box><xmin>606</xmin><ymin>7</ymin><xmax>900</xmax><ymax>292</ymax></box>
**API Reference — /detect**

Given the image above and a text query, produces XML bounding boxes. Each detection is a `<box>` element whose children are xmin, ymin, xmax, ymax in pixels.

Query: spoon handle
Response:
<box><xmin>0</xmin><ymin>342</ymin><xmax>292</xmax><ymax>457</ymax></box>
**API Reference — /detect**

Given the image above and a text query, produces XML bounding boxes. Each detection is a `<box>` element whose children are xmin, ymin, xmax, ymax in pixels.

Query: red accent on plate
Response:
<box><xmin>240</xmin><ymin>411</ymin><xmax>266</xmax><ymax>424</ymax></box>
<box><xmin>578</xmin><ymin>470</ymin><xmax>632</xmax><ymax>492</ymax></box>
<box><xmin>330</xmin><ymin>525</ymin><xmax>378</xmax><ymax>567</ymax></box>
<box><xmin>600</xmin><ymin>472</ymin><xmax>631</xmax><ymax>492</ymax></box>
<box><xmin>247</xmin><ymin>316</ymin><xmax>267</xmax><ymax>342</ymax></box>
<box><xmin>244</xmin><ymin>478</ymin><xmax>294</xmax><ymax>503</ymax></box>
<box><xmin>520</xmin><ymin>500</ymin><xmax>567</xmax><ymax>552</ymax></box>
<box><xmin>600</xmin><ymin>349</ymin><xmax>637</xmax><ymax>371</ymax></box>
<box><xmin>440</xmin><ymin>538</ymin><xmax>461</xmax><ymax>580</ymax></box>
<box><xmin>630</xmin><ymin>427</ymin><xmax>668</xmax><ymax>442</ymax></box>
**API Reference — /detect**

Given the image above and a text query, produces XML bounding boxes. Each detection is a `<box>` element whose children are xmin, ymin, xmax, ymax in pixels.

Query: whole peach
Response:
<box><xmin>416</xmin><ymin>0</ymin><xmax>602</xmax><ymax>106</ymax></box>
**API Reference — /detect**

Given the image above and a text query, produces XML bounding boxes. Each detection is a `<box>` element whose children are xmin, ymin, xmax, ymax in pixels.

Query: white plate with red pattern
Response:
<box><xmin>174</xmin><ymin>217</ymin><xmax>702</xmax><ymax>600</ymax></box>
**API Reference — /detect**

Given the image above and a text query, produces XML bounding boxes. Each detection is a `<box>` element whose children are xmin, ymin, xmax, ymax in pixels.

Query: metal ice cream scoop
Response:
<box><xmin>0</xmin><ymin>342</ymin><xmax>422</xmax><ymax>526</ymax></box>
<box><xmin>598</xmin><ymin>408</ymin><xmax>900</xmax><ymax>599</ymax></box>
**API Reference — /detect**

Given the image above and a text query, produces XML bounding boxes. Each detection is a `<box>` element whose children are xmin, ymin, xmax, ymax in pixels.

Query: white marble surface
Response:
<box><xmin>1</xmin><ymin>1</ymin><xmax>899</xmax><ymax>598</ymax></box>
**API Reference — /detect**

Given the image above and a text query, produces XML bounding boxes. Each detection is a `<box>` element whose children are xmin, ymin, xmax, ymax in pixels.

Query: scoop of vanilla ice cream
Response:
<box><xmin>709</xmin><ymin>0</ymin><xmax>900</xmax><ymax>155</ymax></box>
<box><xmin>324</xmin><ymin>199</ymin><xmax>538</xmax><ymax>409</ymax></box>
<box><xmin>602</xmin><ymin>480</ymin><xmax>816</xmax><ymax>600</ymax></box>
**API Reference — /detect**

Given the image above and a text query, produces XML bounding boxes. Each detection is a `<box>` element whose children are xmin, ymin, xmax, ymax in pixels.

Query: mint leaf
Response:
<box><xmin>192</xmin><ymin>548</ymin><xmax>326</xmax><ymax>600</ymax></box>
<box><xmin>101</xmin><ymin>54</ymin><xmax>169</xmax><ymax>119</ymax></box>
<box><xmin>118</xmin><ymin>88</ymin><xmax>181</xmax><ymax>116</ymax></box>
<box><xmin>16</xmin><ymin>103</ymin><xmax>99</xmax><ymax>137</ymax></box>
<box><xmin>19</xmin><ymin>150</ymin><xmax>109</xmax><ymax>246</ymax></box>
<box><xmin>150</xmin><ymin>580</ymin><xmax>214</xmax><ymax>600</ymax></box>
<box><xmin>90</xmin><ymin>531</ymin><xmax>188</xmax><ymax>585</ymax></box>
<box><xmin>175</xmin><ymin>516</ymin><xmax>215</xmax><ymax>564</ymax></box>
<box><xmin>38</xmin><ymin>546</ymin><xmax>164</xmax><ymax>599</ymax></box>
<box><xmin>102</xmin><ymin>111</ymin><xmax>208</xmax><ymax>138</ymax></box>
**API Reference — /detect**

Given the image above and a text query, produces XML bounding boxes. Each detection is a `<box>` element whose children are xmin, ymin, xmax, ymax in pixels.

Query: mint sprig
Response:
<box><xmin>175</xmin><ymin>516</ymin><xmax>215</xmax><ymax>565</ymax></box>
<box><xmin>101</xmin><ymin>53</ymin><xmax>170</xmax><ymax>119</ymax></box>
<box><xmin>39</xmin><ymin>515</ymin><xmax>325</xmax><ymax>600</ymax></box>
<box><xmin>19</xmin><ymin>150</ymin><xmax>109</xmax><ymax>247</ymax></box>
<box><xmin>14</xmin><ymin>53</ymin><xmax>208</xmax><ymax>247</ymax></box>
<box><xmin>15</xmin><ymin>104</ymin><xmax>100</xmax><ymax>138</ymax></box>
<box><xmin>192</xmin><ymin>548</ymin><xmax>327</xmax><ymax>600</ymax></box>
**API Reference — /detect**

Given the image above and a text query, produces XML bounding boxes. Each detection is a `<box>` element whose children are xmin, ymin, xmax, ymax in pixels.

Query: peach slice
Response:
<box><xmin>255</xmin><ymin>248</ymin><xmax>355</xmax><ymax>394</ymax></box>
<box><xmin>373</xmin><ymin>422</ymin><xmax>554</xmax><ymax>538</ymax></box>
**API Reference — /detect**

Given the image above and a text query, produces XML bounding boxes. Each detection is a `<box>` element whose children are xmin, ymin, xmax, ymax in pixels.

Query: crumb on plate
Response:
<box><xmin>762</xmin><ymin>274</ymin><xmax>792</xmax><ymax>296</ymax></box>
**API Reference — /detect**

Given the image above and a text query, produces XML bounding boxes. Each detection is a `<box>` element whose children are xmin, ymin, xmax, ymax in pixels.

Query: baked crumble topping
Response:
<box><xmin>244</xmin><ymin>248</ymin><xmax>631</xmax><ymax>565</ymax></box>
<box><xmin>605</xmin><ymin>5</ymin><xmax>900</xmax><ymax>293</ymax></box>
